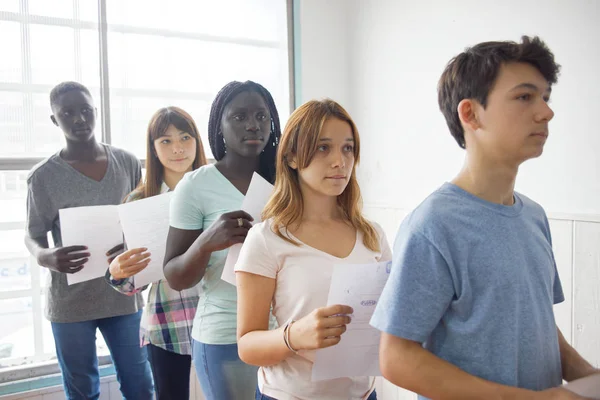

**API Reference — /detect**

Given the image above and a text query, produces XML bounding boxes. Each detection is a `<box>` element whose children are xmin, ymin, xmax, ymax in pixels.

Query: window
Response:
<box><xmin>0</xmin><ymin>0</ymin><xmax>292</xmax><ymax>379</ymax></box>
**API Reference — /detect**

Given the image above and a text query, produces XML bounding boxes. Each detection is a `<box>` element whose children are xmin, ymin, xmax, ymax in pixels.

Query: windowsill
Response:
<box><xmin>0</xmin><ymin>356</ymin><xmax>113</xmax><ymax>396</ymax></box>
<box><xmin>0</xmin><ymin>365</ymin><xmax>116</xmax><ymax>398</ymax></box>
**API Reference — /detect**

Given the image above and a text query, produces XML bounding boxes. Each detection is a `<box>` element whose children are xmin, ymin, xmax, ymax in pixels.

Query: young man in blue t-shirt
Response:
<box><xmin>371</xmin><ymin>36</ymin><xmax>599</xmax><ymax>399</ymax></box>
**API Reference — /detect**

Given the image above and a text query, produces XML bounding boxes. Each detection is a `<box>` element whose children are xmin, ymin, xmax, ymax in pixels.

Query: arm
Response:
<box><xmin>380</xmin><ymin>334</ymin><xmax>589</xmax><ymax>400</ymax></box>
<box><xmin>236</xmin><ymin>271</ymin><xmax>290</xmax><ymax>366</ymax></box>
<box><xmin>163</xmin><ymin>227</ymin><xmax>206</xmax><ymax>291</ymax></box>
<box><xmin>105</xmin><ymin>247</ymin><xmax>152</xmax><ymax>295</ymax></box>
<box><xmin>237</xmin><ymin>272</ymin><xmax>352</xmax><ymax>367</ymax></box>
<box><xmin>25</xmin><ymin>234</ymin><xmax>89</xmax><ymax>274</ymax></box>
<box><xmin>163</xmin><ymin>210</ymin><xmax>255</xmax><ymax>291</ymax></box>
<box><xmin>380</xmin><ymin>334</ymin><xmax>537</xmax><ymax>400</ymax></box>
<box><xmin>558</xmin><ymin>328</ymin><xmax>599</xmax><ymax>382</ymax></box>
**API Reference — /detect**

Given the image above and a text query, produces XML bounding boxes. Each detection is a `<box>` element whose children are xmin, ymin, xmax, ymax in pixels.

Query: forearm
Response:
<box><xmin>164</xmin><ymin>235</ymin><xmax>211</xmax><ymax>291</ymax></box>
<box><xmin>558</xmin><ymin>329</ymin><xmax>598</xmax><ymax>382</ymax></box>
<box><xmin>381</xmin><ymin>337</ymin><xmax>541</xmax><ymax>400</ymax></box>
<box><xmin>238</xmin><ymin>326</ymin><xmax>292</xmax><ymax>367</ymax></box>
<box><xmin>24</xmin><ymin>235</ymin><xmax>48</xmax><ymax>262</ymax></box>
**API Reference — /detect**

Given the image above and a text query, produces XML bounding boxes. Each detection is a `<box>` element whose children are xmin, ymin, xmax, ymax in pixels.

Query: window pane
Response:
<box><xmin>106</xmin><ymin>0</ymin><xmax>283</xmax><ymax>42</ymax></box>
<box><xmin>28</xmin><ymin>0</ymin><xmax>73</xmax><ymax>19</ymax></box>
<box><xmin>0</xmin><ymin>92</ymin><xmax>25</xmax><ymax>157</ymax></box>
<box><xmin>0</xmin><ymin>171</ymin><xmax>30</xmax><ymax>292</ymax></box>
<box><xmin>0</xmin><ymin>297</ymin><xmax>34</xmax><ymax>365</ymax></box>
<box><xmin>79</xmin><ymin>0</ymin><xmax>99</xmax><ymax>23</ymax></box>
<box><xmin>0</xmin><ymin>21</ymin><xmax>22</xmax><ymax>83</ymax></box>
<box><xmin>0</xmin><ymin>0</ymin><xmax>19</xmax><ymax>13</ymax></box>
<box><xmin>0</xmin><ymin>231</ymin><xmax>31</xmax><ymax>291</ymax></box>
<box><xmin>30</xmin><ymin>25</ymin><xmax>75</xmax><ymax>84</ymax></box>
<box><xmin>81</xmin><ymin>29</ymin><xmax>101</xmax><ymax>88</ymax></box>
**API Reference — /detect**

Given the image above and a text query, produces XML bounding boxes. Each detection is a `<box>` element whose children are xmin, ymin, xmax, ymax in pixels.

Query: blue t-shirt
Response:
<box><xmin>170</xmin><ymin>164</ymin><xmax>244</xmax><ymax>345</ymax></box>
<box><xmin>370</xmin><ymin>183</ymin><xmax>564</xmax><ymax>397</ymax></box>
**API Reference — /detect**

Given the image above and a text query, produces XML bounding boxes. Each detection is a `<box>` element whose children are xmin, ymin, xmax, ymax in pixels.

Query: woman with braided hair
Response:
<box><xmin>163</xmin><ymin>80</ymin><xmax>281</xmax><ymax>400</ymax></box>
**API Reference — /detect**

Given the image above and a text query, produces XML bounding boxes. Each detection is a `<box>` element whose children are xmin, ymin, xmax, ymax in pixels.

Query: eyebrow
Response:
<box><xmin>229</xmin><ymin>106</ymin><xmax>267</xmax><ymax>113</ymax></box>
<box><xmin>158</xmin><ymin>130</ymin><xmax>188</xmax><ymax>138</ymax></box>
<box><xmin>510</xmin><ymin>82</ymin><xmax>552</xmax><ymax>94</ymax></box>
<box><xmin>318</xmin><ymin>138</ymin><xmax>354</xmax><ymax>142</ymax></box>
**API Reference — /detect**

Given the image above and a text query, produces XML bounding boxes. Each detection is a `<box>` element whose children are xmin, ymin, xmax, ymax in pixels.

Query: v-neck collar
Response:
<box><xmin>56</xmin><ymin>144</ymin><xmax>111</xmax><ymax>184</ymax></box>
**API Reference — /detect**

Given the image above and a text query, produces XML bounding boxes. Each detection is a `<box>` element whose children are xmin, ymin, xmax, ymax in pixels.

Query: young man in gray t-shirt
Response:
<box><xmin>25</xmin><ymin>81</ymin><xmax>153</xmax><ymax>399</ymax></box>
<box><xmin>371</xmin><ymin>37</ymin><xmax>599</xmax><ymax>399</ymax></box>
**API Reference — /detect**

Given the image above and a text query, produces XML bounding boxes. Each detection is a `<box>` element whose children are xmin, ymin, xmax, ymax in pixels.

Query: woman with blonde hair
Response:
<box><xmin>235</xmin><ymin>99</ymin><xmax>391</xmax><ymax>400</ymax></box>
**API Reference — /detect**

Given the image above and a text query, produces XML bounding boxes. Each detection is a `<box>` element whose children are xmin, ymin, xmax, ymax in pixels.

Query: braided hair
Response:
<box><xmin>207</xmin><ymin>80</ymin><xmax>281</xmax><ymax>184</ymax></box>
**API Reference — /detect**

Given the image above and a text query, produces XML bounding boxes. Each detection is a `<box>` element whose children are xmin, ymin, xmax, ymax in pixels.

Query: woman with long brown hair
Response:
<box><xmin>105</xmin><ymin>106</ymin><xmax>207</xmax><ymax>400</ymax></box>
<box><xmin>235</xmin><ymin>99</ymin><xmax>391</xmax><ymax>399</ymax></box>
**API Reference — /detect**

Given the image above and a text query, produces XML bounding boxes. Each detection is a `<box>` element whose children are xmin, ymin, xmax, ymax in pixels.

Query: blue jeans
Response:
<box><xmin>51</xmin><ymin>311</ymin><xmax>153</xmax><ymax>400</ymax></box>
<box><xmin>255</xmin><ymin>387</ymin><xmax>378</xmax><ymax>399</ymax></box>
<box><xmin>192</xmin><ymin>340</ymin><xmax>258</xmax><ymax>400</ymax></box>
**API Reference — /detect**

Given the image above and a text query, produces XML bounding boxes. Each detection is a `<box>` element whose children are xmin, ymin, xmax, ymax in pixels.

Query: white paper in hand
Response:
<box><xmin>312</xmin><ymin>260</ymin><xmax>392</xmax><ymax>381</ymax></box>
<box><xmin>563</xmin><ymin>374</ymin><xmax>600</xmax><ymax>399</ymax></box>
<box><xmin>60</xmin><ymin>205</ymin><xmax>122</xmax><ymax>285</ymax></box>
<box><xmin>221</xmin><ymin>172</ymin><xmax>274</xmax><ymax>285</ymax></box>
<box><xmin>118</xmin><ymin>192</ymin><xmax>173</xmax><ymax>288</ymax></box>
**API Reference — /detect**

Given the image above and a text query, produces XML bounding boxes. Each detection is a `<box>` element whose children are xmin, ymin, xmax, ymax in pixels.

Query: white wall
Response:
<box><xmin>296</xmin><ymin>1</ymin><xmax>600</xmax><ymax>399</ymax></box>
<box><xmin>295</xmin><ymin>0</ymin><xmax>352</xmax><ymax>110</ymax></box>
<box><xmin>347</xmin><ymin>0</ymin><xmax>600</xmax><ymax>215</ymax></box>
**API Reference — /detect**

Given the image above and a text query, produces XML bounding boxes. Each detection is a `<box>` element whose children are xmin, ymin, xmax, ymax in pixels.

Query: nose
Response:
<box><xmin>245</xmin><ymin>117</ymin><xmax>260</xmax><ymax>132</ymax></box>
<box><xmin>172</xmin><ymin>142</ymin><xmax>184</xmax><ymax>154</ymax></box>
<box><xmin>535</xmin><ymin>100</ymin><xmax>554</xmax><ymax>123</ymax></box>
<box><xmin>330</xmin><ymin>148</ymin><xmax>345</xmax><ymax>169</ymax></box>
<box><xmin>74</xmin><ymin>113</ymin><xmax>85</xmax><ymax>125</ymax></box>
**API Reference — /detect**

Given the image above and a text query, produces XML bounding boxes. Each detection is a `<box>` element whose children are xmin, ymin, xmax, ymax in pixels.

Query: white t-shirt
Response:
<box><xmin>235</xmin><ymin>218</ymin><xmax>392</xmax><ymax>400</ymax></box>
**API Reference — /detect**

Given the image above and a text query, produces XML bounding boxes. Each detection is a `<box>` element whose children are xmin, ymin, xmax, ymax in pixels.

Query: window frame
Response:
<box><xmin>0</xmin><ymin>0</ymin><xmax>296</xmax><ymax>385</ymax></box>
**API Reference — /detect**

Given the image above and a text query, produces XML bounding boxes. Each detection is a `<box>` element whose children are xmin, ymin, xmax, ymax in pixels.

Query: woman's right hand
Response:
<box><xmin>109</xmin><ymin>247</ymin><xmax>151</xmax><ymax>280</ymax></box>
<box><xmin>288</xmin><ymin>304</ymin><xmax>353</xmax><ymax>351</ymax></box>
<box><xmin>200</xmin><ymin>210</ymin><xmax>254</xmax><ymax>252</ymax></box>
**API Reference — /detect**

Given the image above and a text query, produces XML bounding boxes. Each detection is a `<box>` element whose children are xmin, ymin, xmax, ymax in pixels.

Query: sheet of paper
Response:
<box><xmin>60</xmin><ymin>205</ymin><xmax>122</xmax><ymax>285</ymax></box>
<box><xmin>311</xmin><ymin>260</ymin><xmax>392</xmax><ymax>382</ymax></box>
<box><xmin>221</xmin><ymin>172</ymin><xmax>274</xmax><ymax>285</ymax></box>
<box><xmin>563</xmin><ymin>374</ymin><xmax>600</xmax><ymax>399</ymax></box>
<box><xmin>118</xmin><ymin>192</ymin><xmax>173</xmax><ymax>288</ymax></box>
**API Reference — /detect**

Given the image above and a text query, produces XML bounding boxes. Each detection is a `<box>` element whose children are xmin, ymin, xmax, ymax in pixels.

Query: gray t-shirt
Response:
<box><xmin>370</xmin><ymin>183</ymin><xmax>564</xmax><ymax>398</ymax></box>
<box><xmin>26</xmin><ymin>144</ymin><xmax>143</xmax><ymax>323</ymax></box>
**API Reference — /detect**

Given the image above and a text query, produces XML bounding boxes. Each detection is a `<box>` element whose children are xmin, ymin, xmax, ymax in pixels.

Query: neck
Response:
<box><xmin>452</xmin><ymin>148</ymin><xmax>518</xmax><ymax>206</ymax></box>
<box><xmin>163</xmin><ymin>168</ymin><xmax>188</xmax><ymax>191</ymax></box>
<box><xmin>62</xmin><ymin>137</ymin><xmax>103</xmax><ymax>162</ymax></box>
<box><xmin>300</xmin><ymin>186</ymin><xmax>342</xmax><ymax>223</ymax></box>
<box><xmin>219</xmin><ymin>152</ymin><xmax>261</xmax><ymax>180</ymax></box>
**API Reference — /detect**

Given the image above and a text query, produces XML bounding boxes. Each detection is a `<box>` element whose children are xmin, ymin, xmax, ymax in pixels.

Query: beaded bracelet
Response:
<box><xmin>283</xmin><ymin>320</ymin><xmax>299</xmax><ymax>354</ymax></box>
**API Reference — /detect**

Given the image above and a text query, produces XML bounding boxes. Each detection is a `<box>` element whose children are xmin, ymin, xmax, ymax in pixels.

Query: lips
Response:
<box><xmin>73</xmin><ymin>127</ymin><xmax>91</xmax><ymax>134</ymax></box>
<box><xmin>531</xmin><ymin>132</ymin><xmax>548</xmax><ymax>138</ymax></box>
<box><xmin>243</xmin><ymin>136</ymin><xmax>264</xmax><ymax>143</ymax></box>
<box><xmin>326</xmin><ymin>175</ymin><xmax>347</xmax><ymax>180</ymax></box>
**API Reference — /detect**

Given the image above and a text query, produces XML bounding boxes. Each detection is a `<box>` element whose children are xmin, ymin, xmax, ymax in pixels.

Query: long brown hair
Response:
<box><xmin>129</xmin><ymin>106</ymin><xmax>207</xmax><ymax>200</ymax></box>
<box><xmin>262</xmin><ymin>99</ymin><xmax>379</xmax><ymax>252</ymax></box>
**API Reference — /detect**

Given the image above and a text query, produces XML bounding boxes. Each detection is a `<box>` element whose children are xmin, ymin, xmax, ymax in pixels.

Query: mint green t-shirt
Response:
<box><xmin>169</xmin><ymin>164</ymin><xmax>244</xmax><ymax>344</ymax></box>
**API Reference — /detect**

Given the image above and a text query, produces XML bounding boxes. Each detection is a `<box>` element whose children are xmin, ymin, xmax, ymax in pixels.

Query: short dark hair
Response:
<box><xmin>207</xmin><ymin>80</ymin><xmax>281</xmax><ymax>183</ymax></box>
<box><xmin>49</xmin><ymin>81</ymin><xmax>92</xmax><ymax>110</ymax></box>
<box><xmin>438</xmin><ymin>36</ymin><xmax>561</xmax><ymax>149</ymax></box>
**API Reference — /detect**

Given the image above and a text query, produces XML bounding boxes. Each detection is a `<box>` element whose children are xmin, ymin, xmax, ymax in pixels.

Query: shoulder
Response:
<box><xmin>106</xmin><ymin>145</ymin><xmax>140</xmax><ymax>167</ymax></box>
<box><xmin>515</xmin><ymin>191</ymin><xmax>547</xmax><ymax>219</ymax></box>
<box><xmin>26</xmin><ymin>153</ymin><xmax>61</xmax><ymax>184</ymax></box>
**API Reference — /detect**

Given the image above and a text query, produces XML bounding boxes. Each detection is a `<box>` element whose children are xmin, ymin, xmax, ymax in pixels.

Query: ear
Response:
<box><xmin>457</xmin><ymin>99</ymin><xmax>481</xmax><ymax>132</ymax></box>
<box><xmin>286</xmin><ymin>153</ymin><xmax>298</xmax><ymax>170</ymax></box>
<box><xmin>50</xmin><ymin>115</ymin><xmax>58</xmax><ymax>127</ymax></box>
